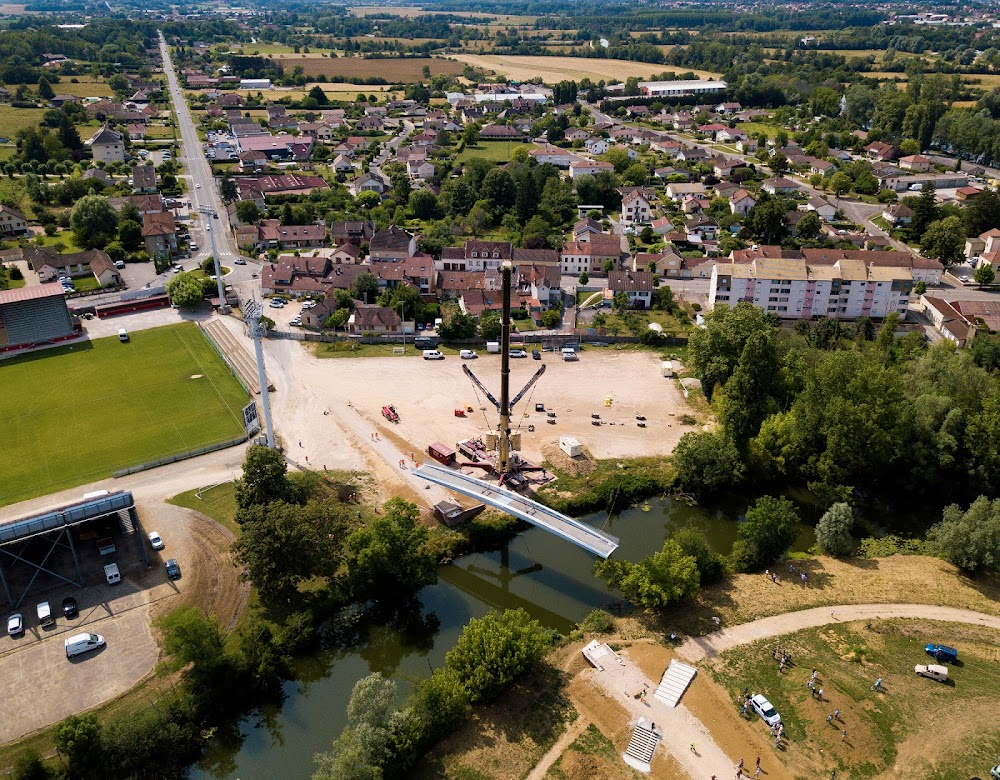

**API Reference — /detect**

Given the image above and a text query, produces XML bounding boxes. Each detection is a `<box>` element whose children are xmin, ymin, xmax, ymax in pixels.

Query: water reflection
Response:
<box><xmin>191</xmin><ymin>494</ymin><xmax>811</xmax><ymax>780</ymax></box>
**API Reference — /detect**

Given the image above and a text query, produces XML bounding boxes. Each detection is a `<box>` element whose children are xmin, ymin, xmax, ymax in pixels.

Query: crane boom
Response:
<box><xmin>510</xmin><ymin>364</ymin><xmax>546</xmax><ymax>409</ymax></box>
<box><xmin>462</xmin><ymin>364</ymin><xmax>501</xmax><ymax>411</ymax></box>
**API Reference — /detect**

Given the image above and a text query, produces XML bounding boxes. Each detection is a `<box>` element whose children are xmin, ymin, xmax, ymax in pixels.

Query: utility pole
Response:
<box><xmin>242</xmin><ymin>299</ymin><xmax>276</xmax><ymax>448</ymax></box>
<box><xmin>398</xmin><ymin>300</ymin><xmax>406</xmax><ymax>352</ymax></box>
<box><xmin>198</xmin><ymin>206</ymin><xmax>229</xmax><ymax>313</ymax></box>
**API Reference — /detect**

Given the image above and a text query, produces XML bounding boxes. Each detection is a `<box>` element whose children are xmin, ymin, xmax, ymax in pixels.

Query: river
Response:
<box><xmin>192</xmin><ymin>495</ymin><xmax>815</xmax><ymax>779</ymax></box>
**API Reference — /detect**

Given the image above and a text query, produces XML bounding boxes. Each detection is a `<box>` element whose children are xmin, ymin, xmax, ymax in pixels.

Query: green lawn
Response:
<box><xmin>312</xmin><ymin>340</ymin><xmax>466</xmax><ymax>359</ymax></box>
<box><xmin>456</xmin><ymin>140</ymin><xmax>532</xmax><ymax>165</ymax></box>
<box><xmin>0</xmin><ymin>322</ymin><xmax>249</xmax><ymax>506</ymax></box>
<box><xmin>0</xmin><ymin>106</ymin><xmax>47</xmax><ymax>138</ymax></box>
<box><xmin>737</xmin><ymin>120</ymin><xmax>781</xmax><ymax>139</ymax></box>
<box><xmin>71</xmin><ymin>275</ymin><xmax>103</xmax><ymax>292</ymax></box>
<box><xmin>168</xmin><ymin>481</ymin><xmax>238</xmax><ymax>534</ymax></box>
<box><xmin>34</xmin><ymin>231</ymin><xmax>86</xmax><ymax>254</ymax></box>
<box><xmin>707</xmin><ymin>619</ymin><xmax>1000</xmax><ymax>780</ymax></box>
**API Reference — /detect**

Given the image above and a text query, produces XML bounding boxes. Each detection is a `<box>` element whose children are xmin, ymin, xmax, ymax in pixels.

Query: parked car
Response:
<box><xmin>459</xmin><ymin>349</ymin><xmax>478</xmax><ymax>359</ymax></box>
<box><xmin>991</xmin><ymin>763</ymin><xmax>1000</xmax><ymax>779</ymax></box>
<box><xmin>509</xmin><ymin>349</ymin><xmax>528</xmax><ymax>358</ymax></box>
<box><xmin>750</xmin><ymin>693</ymin><xmax>781</xmax><ymax>726</ymax></box>
<box><xmin>532</xmin><ymin>349</ymin><xmax>541</xmax><ymax>360</ymax></box>
<box><xmin>61</xmin><ymin>597</ymin><xmax>78</xmax><ymax>619</ymax></box>
<box><xmin>148</xmin><ymin>531</ymin><xmax>164</xmax><ymax>550</ymax></box>
<box><xmin>422</xmin><ymin>350</ymin><xmax>445</xmax><ymax>360</ymax></box>
<box><xmin>268</xmin><ymin>299</ymin><xmax>285</xmax><ymax>308</ymax></box>
<box><xmin>189</xmin><ymin>243</ymin><xmax>198</xmax><ymax>251</ymax></box>
<box><xmin>6</xmin><ymin>613</ymin><xmax>22</xmax><ymax>637</ymax></box>
<box><xmin>165</xmin><ymin>559</ymin><xmax>181</xmax><ymax>580</ymax></box>
<box><xmin>290</xmin><ymin>316</ymin><xmax>302</xmax><ymax>326</ymax></box>
<box><xmin>915</xmin><ymin>664</ymin><xmax>948</xmax><ymax>682</ymax></box>
<box><xmin>924</xmin><ymin>644</ymin><xmax>958</xmax><ymax>663</ymax></box>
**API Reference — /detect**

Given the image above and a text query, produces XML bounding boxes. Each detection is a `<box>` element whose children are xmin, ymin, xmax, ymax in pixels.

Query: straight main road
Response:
<box><xmin>158</xmin><ymin>32</ymin><xmax>260</xmax><ymax>294</ymax></box>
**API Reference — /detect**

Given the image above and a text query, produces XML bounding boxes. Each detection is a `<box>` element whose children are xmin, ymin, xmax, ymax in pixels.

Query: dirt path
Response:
<box><xmin>583</xmin><ymin>652</ymin><xmax>738</xmax><ymax>778</ymax></box>
<box><xmin>677</xmin><ymin>603</ymin><xmax>1000</xmax><ymax>663</ymax></box>
<box><xmin>525</xmin><ymin>717</ymin><xmax>590</xmax><ymax>780</ymax></box>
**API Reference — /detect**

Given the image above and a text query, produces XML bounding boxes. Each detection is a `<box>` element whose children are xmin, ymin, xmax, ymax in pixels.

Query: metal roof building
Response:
<box><xmin>0</xmin><ymin>284</ymin><xmax>75</xmax><ymax>352</ymax></box>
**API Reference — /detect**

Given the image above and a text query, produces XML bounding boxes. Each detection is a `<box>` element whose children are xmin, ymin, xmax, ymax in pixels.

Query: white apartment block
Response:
<box><xmin>710</xmin><ymin>258</ymin><xmax>912</xmax><ymax>319</ymax></box>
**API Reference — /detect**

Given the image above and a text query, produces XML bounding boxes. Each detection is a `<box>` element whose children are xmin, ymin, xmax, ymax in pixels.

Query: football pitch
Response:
<box><xmin>0</xmin><ymin>323</ymin><xmax>250</xmax><ymax>507</ymax></box>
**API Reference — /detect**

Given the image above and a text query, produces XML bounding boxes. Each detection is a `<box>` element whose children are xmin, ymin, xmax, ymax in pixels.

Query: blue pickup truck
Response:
<box><xmin>924</xmin><ymin>644</ymin><xmax>959</xmax><ymax>663</ymax></box>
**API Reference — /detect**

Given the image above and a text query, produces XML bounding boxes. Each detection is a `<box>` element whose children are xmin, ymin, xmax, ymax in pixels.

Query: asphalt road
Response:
<box><xmin>158</xmin><ymin>33</ymin><xmax>261</xmax><ymax>296</ymax></box>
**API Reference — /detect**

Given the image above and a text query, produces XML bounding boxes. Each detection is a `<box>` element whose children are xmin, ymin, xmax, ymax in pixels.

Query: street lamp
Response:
<box><xmin>199</xmin><ymin>205</ymin><xmax>228</xmax><ymax>313</ymax></box>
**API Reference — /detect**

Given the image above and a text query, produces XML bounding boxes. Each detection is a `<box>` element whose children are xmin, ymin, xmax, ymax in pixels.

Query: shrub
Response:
<box><xmin>815</xmin><ymin>502</ymin><xmax>855</xmax><ymax>556</ymax></box>
<box><xmin>594</xmin><ymin>539</ymin><xmax>700</xmax><ymax>609</ymax></box>
<box><xmin>672</xmin><ymin>527</ymin><xmax>725</xmax><ymax>584</ymax></box>
<box><xmin>857</xmin><ymin>535</ymin><xmax>928</xmax><ymax>558</ymax></box>
<box><xmin>732</xmin><ymin>495</ymin><xmax>800</xmax><ymax>572</ymax></box>
<box><xmin>579</xmin><ymin>608</ymin><xmax>616</xmax><ymax>634</ymax></box>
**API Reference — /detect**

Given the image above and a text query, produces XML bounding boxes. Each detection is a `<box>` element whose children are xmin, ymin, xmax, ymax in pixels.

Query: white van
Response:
<box><xmin>65</xmin><ymin>633</ymin><xmax>105</xmax><ymax>659</ymax></box>
<box><xmin>422</xmin><ymin>350</ymin><xmax>445</xmax><ymax>360</ymax></box>
<box><xmin>118</xmin><ymin>328</ymin><xmax>129</xmax><ymax>342</ymax></box>
<box><xmin>104</xmin><ymin>563</ymin><xmax>121</xmax><ymax>585</ymax></box>
<box><xmin>915</xmin><ymin>664</ymin><xmax>948</xmax><ymax>682</ymax></box>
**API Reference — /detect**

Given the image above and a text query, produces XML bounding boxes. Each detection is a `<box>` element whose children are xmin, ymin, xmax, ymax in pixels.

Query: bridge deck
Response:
<box><xmin>413</xmin><ymin>463</ymin><xmax>619</xmax><ymax>558</ymax></box>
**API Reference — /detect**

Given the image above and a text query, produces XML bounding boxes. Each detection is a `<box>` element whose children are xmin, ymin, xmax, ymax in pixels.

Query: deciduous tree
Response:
<box><xmin>815</xmin><ymin>502</ymin><xmax>855</xmax><ymax>556</ymax></box>
<box><xmin>445</xmin><ymin>609</ymin><xmax>549</xmax><ymax>703</ymax></box>
<box><xmin>928</xmin><ymin>496</ymin><xmax>1000</xmax><ymax>573</ymax></box>
<box><xmin>594</xmin><ymin>538</ymin><xmax>700</xmax><ymax>608</ymax></box>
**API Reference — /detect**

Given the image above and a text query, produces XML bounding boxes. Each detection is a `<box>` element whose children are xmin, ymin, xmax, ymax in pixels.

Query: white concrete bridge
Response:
<box><xmin>413</xmin><ymin>463</ymin><xmax>619</xmax><ymax>558</ymax></box>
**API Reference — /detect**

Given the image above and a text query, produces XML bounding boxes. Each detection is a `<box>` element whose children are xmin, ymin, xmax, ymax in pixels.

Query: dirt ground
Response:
<box><xmin>258</xmin><ymin>329</ymin><xmax>692</xmax><ymax>471</ymax></box>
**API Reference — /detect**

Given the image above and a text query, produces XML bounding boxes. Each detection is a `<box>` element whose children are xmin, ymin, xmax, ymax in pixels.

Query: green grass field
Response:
<box><xmin>0</xmin><ymin>322</ymin><xmax>249</xmax><ymax>507</ymax></box>
<box><xmin>707</xmin><ymin>619</ymin><xmax>1000</xmax><ymax>779</ymax></box>
<box><xmin>0</xmin><ymin>106</ymin><xmax>47</xmax><ymax>138</ymax></box>
<box><xmin>456</xmin><ymin>140</ymin><xmax>532</xmax><ymax>165</ymax></box>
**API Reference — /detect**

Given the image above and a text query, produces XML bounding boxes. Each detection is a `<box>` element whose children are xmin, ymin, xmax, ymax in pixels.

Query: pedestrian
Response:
<box><xmin>775</xmin><ymin>736</ymin><xmax>781</xmax><ymax>748</ymax></box>
<box><xmin>741</xmin><ymin>703</ymin><xmax>748</xmax><ymax>716</ymax></box>
<box><xmin>834</xmin><ymin>708</ymin><xmax>840</xmax><ymax>720</ymax></box>
<box><xmin>298</xmin><ymin>439</ymin><xmax>302</xmax><ymax>447</ymax></box>
<box><xmin>690</xmin><ymin>742</ymin><xmax>696</xmax><ymax>753</ymax></box>
<box><xmin>305</xmin><ymin>455</ymin><xmax>308</xmax><ymax>463</ymax></box>
<box><xmin>842</xmin><ymin>729</ymin><xmax>847</xmax><ymax>742</ymax></box>
<box><xmin>818</xmin><ymin>687</ymin><xmax>824</xmax><ymax>700</ymax></box>
<box><xmin>800</xmin><ymin>572</ymin><xmax>807</xmax><ymax>584</ymax></box>
<box><xmin>811</xmin><ymin>668</ymin><xmax>818</xmax><ymax>681</ymax></box>
<box><xmin>755</xmin><ymin>756</ymin><xmax>760</xmax><ymax>769</ymax></box>
<box><xmin>872</xmin><ymin>677</ymin><xmax>883</xmax><ymax>691</ymax></box>
<box><xmin>737</xmin><ymin>758</ymin><xmax>744</xmax><ymax>770</ymax></box>
<box><xmin>831</xmin><ymin>609</ymin><xmax>836</xmax><ymax>620</ymax></box>
<box><xmin>742</xmin><ymin>686</ymin><xmax>749</xmax><ymax>698</ymax></box>
<box><xmin>831</xmin><ymin>771</ymin><xmax>837</xmax><ymax>780</ymax></box>
<box><xmin>789</xmin><ymin>563</ymin><xmax>796</xmax><ymax>574</ymax></box>
<box><xmin>807</xmin><ymin>679</ymin><xmax>814</xmax><ymax>691</ymax></box>
<box><xmin>764</xmin><ymin>569</ymin><xmax>770</xmax><ymax>580</ymax></box>
<box><xmin>827</xmin><ymin>713</ymin><xmax>833</xmax><ymax>724</ymax></box>
<box><xmin>754</xmin><ymin>768</ymin><xmax>761</xmax><ymax>779</ymax></box>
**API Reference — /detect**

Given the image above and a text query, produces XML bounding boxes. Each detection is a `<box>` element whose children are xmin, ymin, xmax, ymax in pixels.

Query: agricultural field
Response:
<box><xmin>0</xmin><ymin>322</ymin><xmax>249</xmax><ymax>506</ymax></box>
<box><xmin>0</xmin><ymin>106</ymin><xmax>48</xmax><ymax>138</ymax></box>
<box><xmin>46</xmin><ymin>76</ymin><xmax>113</xmax><ymax>98</ymax></box>
<box><xmin>270</xmin><ymin>55</ymin><xmax>465</xmax><ymax>82</ymax></box>
<box><xmin>707</xmin><ymin>619</ymin><xmax>1000</xmax><ymax>780</ymax></box>
<box><xmin>450</xmin><ymin>54</ymin><xmax>721</xmax><ymax>84</ymax></box>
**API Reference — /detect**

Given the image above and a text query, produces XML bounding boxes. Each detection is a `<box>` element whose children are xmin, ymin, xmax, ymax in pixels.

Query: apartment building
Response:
<box><xmin>710</xmin><ymin>257</ymin><xmax>912</xmax><ymax>319</ymax></box>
